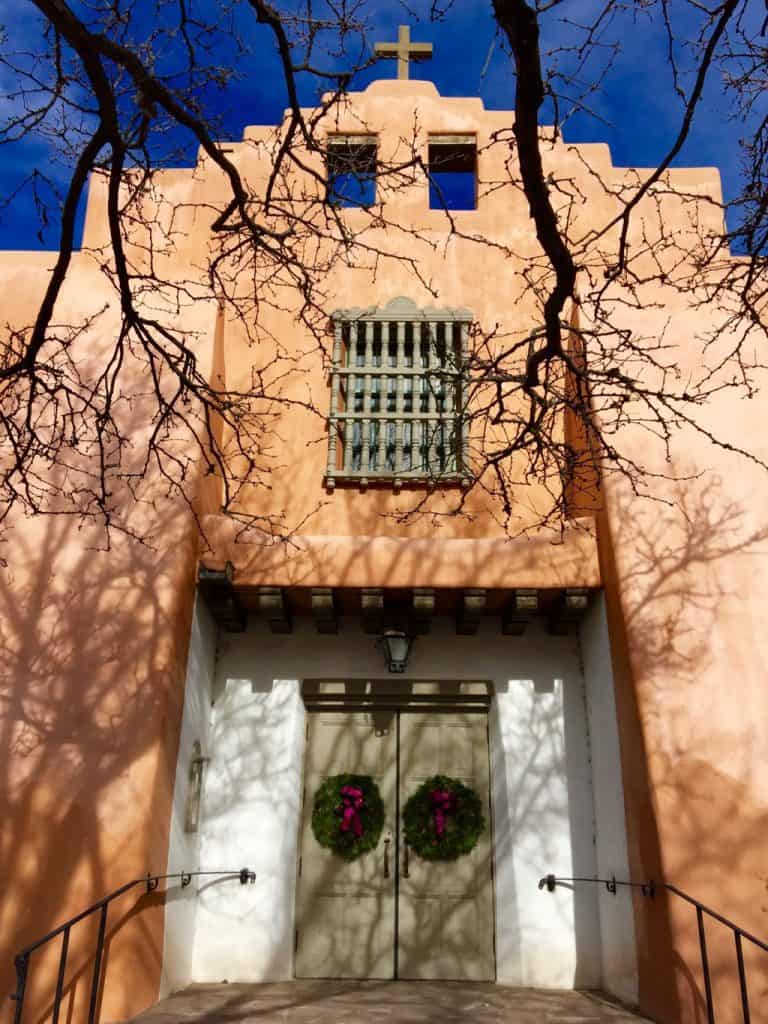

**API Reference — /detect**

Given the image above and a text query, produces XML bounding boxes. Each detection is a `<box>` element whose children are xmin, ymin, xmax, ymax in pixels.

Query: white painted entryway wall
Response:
<box><xmin>162</xmin><ymin>605</ymin><xmax>637</xmax><ymax>1004</ymax></box>
<box><xmin>580</xmin><ymin>593</ymin><xmax>639</xmax><ymax>1005</ymax></box>
<box><xmin>161</xmin><ymin>597</ymin><xmax>217</xmax><ymax>996</ymax></box>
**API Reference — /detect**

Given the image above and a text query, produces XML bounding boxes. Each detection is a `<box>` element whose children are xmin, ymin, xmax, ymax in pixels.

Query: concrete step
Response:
<box><xmin>127</xmin><ymin>981</ymin><xmax>654</xmax><ymax>1023</ymax></box>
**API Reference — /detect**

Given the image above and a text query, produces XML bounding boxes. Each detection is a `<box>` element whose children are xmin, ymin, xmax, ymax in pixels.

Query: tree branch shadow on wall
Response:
<box><xmin>492</xmin><ymin>649</ymin><xmax>603</xmax><ymax>991</ymax></box>
<box><xmin>0</xmin><ymin>492</ymin><xmax>199</xmax><ymax>1024</ymax></box>
<box><xmin>601</xmin><ymin>475</ymin><xmax>768</xmax><ymax>1024</ymax></box>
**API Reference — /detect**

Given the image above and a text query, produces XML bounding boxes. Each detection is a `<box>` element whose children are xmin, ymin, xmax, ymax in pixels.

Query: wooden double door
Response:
<box><xmin>294</xmin><ymin>708</ymin><xmax>495</xmax><ymax>980</ymax></box>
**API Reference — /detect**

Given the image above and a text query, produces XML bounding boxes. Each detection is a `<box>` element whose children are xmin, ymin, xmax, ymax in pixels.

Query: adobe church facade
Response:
<box><xmin>2</xmin><ymin>55</ymin><xmax>766</xmax><ymax>1024</ymax></box>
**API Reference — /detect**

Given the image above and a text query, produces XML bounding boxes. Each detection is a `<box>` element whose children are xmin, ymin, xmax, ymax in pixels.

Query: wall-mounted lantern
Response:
<box><xmin>184</xmin><ymin>740</ymin><xmax>210</xmax><ymax>833</ymax></box>
<box><xmin>377</xmin><ymin>629</ymin><xmax>414</xmax><ymax>673</ymax></box>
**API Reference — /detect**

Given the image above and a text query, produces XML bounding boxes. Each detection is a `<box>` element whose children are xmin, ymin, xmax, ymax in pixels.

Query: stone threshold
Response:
<box><xmin>126</xmin><ymin>981</ymin><xmax>654</xmax><ymax>1023</ymax></box>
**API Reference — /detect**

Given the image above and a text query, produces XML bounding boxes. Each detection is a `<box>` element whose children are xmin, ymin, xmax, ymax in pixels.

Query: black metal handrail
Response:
<box><xmin>11</xmin><ymin>868</ymin><xmax>256</xmax><ymax>1024</ymax></box>
<box><xmin>539</xmin><ymin>873</ymin><xmax>768</xmax><ymax>1024</ymax></box>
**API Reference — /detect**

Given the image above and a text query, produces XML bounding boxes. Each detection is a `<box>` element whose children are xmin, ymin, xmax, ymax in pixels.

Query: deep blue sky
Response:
<box><xmin>0</xmin><ymin>1</ymin><xmax>755</xmax><ymax>250</ymax></box>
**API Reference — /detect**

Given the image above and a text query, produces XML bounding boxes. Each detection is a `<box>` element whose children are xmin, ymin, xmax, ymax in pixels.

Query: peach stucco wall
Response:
<box><xmin>586</xmin><ymin>262</ymin><xmax>768</xmax><ymax>1021</ymax></box>
<box><xmin>0</xmin><ymin>506</ymin><xmax>199</xmax><ymax>1023</ymax></box>
<box><xmin>0</xmin><ymin>255</ymin><xmax>219</xmax><ymax>1020</ymax></box>
<box><xmin>1</xmin><ymin>76</ymin><xmax>766</xmax><ymax>1024</ymax></box>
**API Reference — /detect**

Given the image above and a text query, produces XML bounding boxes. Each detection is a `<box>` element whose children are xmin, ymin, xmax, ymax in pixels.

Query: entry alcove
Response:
<box><xmin>164</xmin><ymin>602</ymin><xmax>638</xmax><ymax>1007</ymax></box>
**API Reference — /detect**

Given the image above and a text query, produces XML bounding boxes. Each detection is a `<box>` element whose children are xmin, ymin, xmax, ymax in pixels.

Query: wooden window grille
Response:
<box><xmin>326</xmin><ymin>297</ymin><xmax>471</xmax><ymax>488</ymax></box>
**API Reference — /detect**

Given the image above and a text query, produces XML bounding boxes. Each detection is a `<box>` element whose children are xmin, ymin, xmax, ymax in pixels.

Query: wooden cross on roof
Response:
<box><xmin>374</xmin><ymin>25</ymin><xmax>433</xmax><ymax>81</ymax></box>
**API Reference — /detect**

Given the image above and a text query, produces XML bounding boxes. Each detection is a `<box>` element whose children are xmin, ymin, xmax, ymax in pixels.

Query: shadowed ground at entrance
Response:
<box><xmin>127</xmin><ymin>982</ymin><xmax>653</xmax><ymax>1022</ymax></box>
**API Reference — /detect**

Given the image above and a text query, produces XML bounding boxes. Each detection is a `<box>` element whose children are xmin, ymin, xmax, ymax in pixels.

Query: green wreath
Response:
<box><xmin>402</xmin><ymin>774</ymin><xmax>485</xmax><ymax>861</ymax></box>
<box><xmin>311</xmin><ymin>774</ymin><xmax>385</xmax><ymax>861</ymax></box>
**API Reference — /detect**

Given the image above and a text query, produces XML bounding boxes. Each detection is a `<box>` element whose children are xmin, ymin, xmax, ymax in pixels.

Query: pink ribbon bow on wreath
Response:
<box><xmin>339</xmin><ymin>785</ymin><xmax>365</xmax><ymax>838</ymax></box>
<box><xmin>430</xmin><ymin>788</ymin><xmax>457</xmax><ymax>839</ymax></box>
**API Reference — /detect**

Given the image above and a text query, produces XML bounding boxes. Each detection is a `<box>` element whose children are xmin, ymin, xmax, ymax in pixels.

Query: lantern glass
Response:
<box><xmin>380</xmin><ymin>630</ymin><xmax>413</xmax><ymax>673</ymax></box>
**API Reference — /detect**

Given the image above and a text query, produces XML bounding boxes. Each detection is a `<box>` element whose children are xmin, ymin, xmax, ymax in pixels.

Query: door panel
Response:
<box><xmin>295</xmin><ymin>711</ymin><xmax>397</xmax><ymax>978</ymax></box>
<box><xmin>397</xmin><ymin>713</ymin><xmax>495</xmax><ymax>980</ymax></box>
<box><xmin>294</xmin><ymin>706</ymin><xmax>495</xmax><ymax>981</ymax></box>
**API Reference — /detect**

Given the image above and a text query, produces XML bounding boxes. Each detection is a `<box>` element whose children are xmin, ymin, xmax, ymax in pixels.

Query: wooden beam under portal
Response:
<box><xmin>412</xmin><ymin>588</ymin><xmax>435</xmax><ymax>635</ymax></box>
<box><xmin>457</xmin><ymin>588</ymin><xmax>486</xmax><ymax>635</ymax></box>
<box><xmin>502</xmin><ymin>588</ymin><xmax>539</xmax><ymax>635</ymax></box>
<box><xmin>198</xmin><ymin>562</ymin><xmax>246</xmax><ymax>633</ymax></box>
<box><xmin>361</xmin><ymin>588</ymin><xmax>384</xmax><ymax>634</ymax></box>
<box><xmin>257</xmin><ymin>586</ymin><xmax>292</xmax><ymax>633</ymax></box>
<box><xmin>548</xmin><ymin>588</ymin><xmax>590</xmax><ymax>634</ymax></box>
<box><xmin>311</xmin><ymin>588</ymin><xmax>339</xmax><ymax>634</ymax></box>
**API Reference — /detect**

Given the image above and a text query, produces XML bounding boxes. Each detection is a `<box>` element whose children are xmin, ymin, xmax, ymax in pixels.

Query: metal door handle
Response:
<box><xmin>403</xmin><ymin>843</ymin><xmax>410</xmax><ymax>879</ymax></box>
<box><xmin>383</xmin><ymin>836</ymin><xmax>390</xmax><ymax>879</ymax></box>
